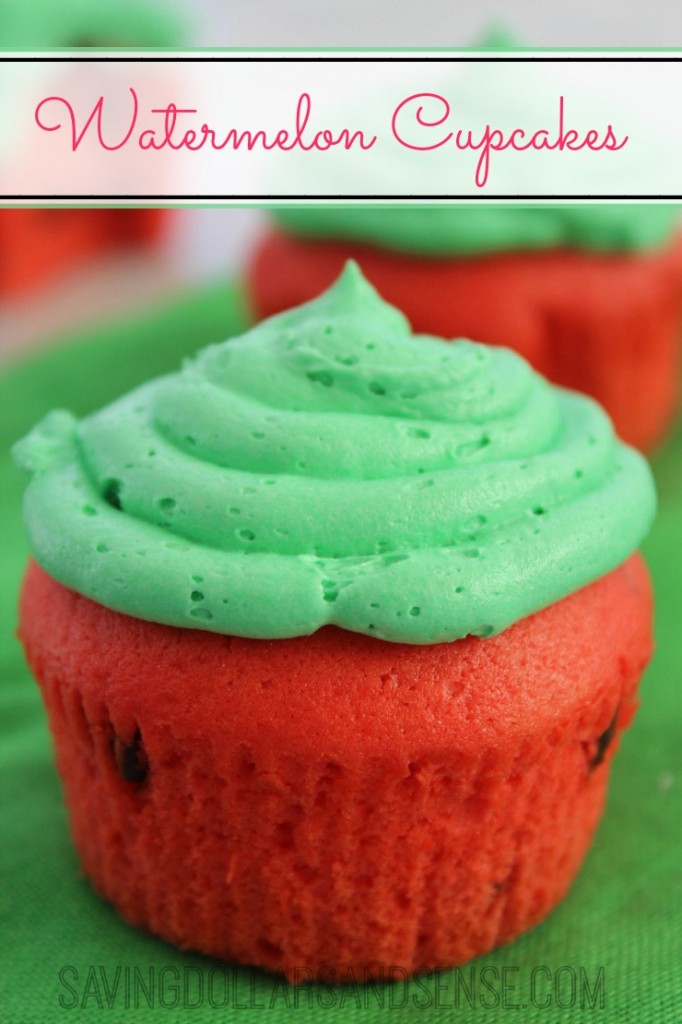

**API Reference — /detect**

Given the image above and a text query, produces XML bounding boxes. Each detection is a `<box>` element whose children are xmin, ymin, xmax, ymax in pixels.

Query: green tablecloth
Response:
<box><xmin>1</xmin><ymin>284</ymin><xmax>681</xmax><ymax>1023</ymax></box>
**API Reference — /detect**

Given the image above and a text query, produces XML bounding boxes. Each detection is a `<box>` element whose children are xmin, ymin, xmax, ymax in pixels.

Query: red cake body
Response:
<box><xmin>19</xmin><ymin>555</ymin><xmax>653</xmax><ymax>980</ymax></box>
<box><xmin>248</xmin><ymin>230</ymin><xmax>682</xmax><ymax>451</ymax></box>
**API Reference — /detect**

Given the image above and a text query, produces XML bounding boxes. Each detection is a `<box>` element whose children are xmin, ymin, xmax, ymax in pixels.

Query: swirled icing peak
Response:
<box><xmin>14</xmin><ymin>262</ymin><xmax>655</xmax><ymax>643</ymax></box>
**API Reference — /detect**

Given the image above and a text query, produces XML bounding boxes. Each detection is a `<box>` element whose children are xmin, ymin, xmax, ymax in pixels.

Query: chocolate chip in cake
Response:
<box><xmin>590</xmin><ymin>705</ymin><xmax>620</xmax><ymax>771</ymax></box>
<box><xmin>113</xmin><ymin>728</ymin><xmax>148</xmax><ymax>783</ymax></box>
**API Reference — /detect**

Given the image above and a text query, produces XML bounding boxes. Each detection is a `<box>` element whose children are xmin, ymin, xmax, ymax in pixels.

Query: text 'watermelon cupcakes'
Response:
<box><xmin>15</xmin><ymin>264</ymin><xmax>655</xmax><ymax>980</ymax></box>
<box><xmin>248</xmin><ymin>205</ymin><xmax>682</xmax><ymax>451</ymax></box>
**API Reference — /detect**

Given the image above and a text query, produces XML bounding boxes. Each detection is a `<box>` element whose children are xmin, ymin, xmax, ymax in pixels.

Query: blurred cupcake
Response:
<box><xmin>248</xmin><ymin>205</ymin><xmax>682</xmax><ymax>451</ymax></box>
<box><xmin>0</xmin><ymin>0</ymin><xmax>182</xmax><ymax>298</ymax></box>
<box><xmin>15</xmin><ymin>265</ymin><xmax>655</xmax><ymax>979</ymax></box>
<box><xmin>0</xmin><ymin>0</ymin><xmax>181</xmax><ymax>47</ymax></box>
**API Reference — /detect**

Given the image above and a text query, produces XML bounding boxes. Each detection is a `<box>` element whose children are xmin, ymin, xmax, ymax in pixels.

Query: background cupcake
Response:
<box><xmin>0</xmin><ymin>0</ymin><xmax>182</xmax><ymax>299</ymax></box>
<box><xmin>248</xmin><ymin>205</ymin><xmax>682</xmax><ymax>452</ymax></box>
<box><xmin>15</xmin><ymin>266</ymin><xmax>656</xmax><ymax>979</ymax></box>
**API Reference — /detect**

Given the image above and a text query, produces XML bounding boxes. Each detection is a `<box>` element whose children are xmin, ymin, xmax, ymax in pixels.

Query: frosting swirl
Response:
<box><xmin>14</xmin><ymin>263</ymin><xmax>655</xmax><ymax>643</ymax></box>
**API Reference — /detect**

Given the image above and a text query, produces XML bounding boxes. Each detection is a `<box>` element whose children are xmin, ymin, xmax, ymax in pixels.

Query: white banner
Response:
<box><xmin>0</xmin><ymin>52</ymin><xmax>679</xmax><ymax>200</ymax></box>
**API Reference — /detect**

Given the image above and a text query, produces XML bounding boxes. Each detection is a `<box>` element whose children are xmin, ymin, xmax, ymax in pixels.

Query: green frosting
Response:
<box><xmin>0</xmin><ymin>0</ymin><xmax>182</xmax><ymax>48</ymax></box>
<box><xmin>274</xmin><ymin>205</ymin><xmax>679</xmax><ymax>256</ymax></box>
<box><xmin>14</xmin><ymin>263</ymin><xmax>655</xmax><ymax>644</ymax></box>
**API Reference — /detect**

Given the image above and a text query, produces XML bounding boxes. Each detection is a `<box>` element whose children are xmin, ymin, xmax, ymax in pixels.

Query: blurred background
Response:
<box><xmin>2</xmin><ymin>0</ymin><xmax>682</xmax><ymax>363</ymax></box>
<box><xmin>0</xmin><ymin>208</ymin><xmax>264</xmax><ymax>362</ymax></box>
<box><xmin>131</xmin><ymin>0</ymin><xmax>682</xmax><ymax>49</ymax></box>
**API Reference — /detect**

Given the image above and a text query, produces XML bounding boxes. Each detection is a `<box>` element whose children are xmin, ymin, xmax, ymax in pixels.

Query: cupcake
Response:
<box><xmin>15</xmin><ymin>264</ymin><xmax>655</xmax><ymax>980</ymax></box>
<box><xmin>247</xmin><ymin>205</ymin><xmax>682</xmax><ymax>452</ymax></box>
<box><xmin>0</xmin><ymin>0</ymin><xmax>181</xmax><ymax>298</ymax></box>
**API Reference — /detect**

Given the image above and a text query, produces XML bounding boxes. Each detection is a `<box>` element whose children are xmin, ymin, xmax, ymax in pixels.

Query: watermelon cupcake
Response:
<box><xmin>247</xmin><ymin>205</ymin><xmax>682</xmax><ymax>451</ymax></box>
<box><xmin>15</xmin><ymin>264</ymin><xmax>655</xmax><ymax>980</ymax></box>
<box><xmin>0</xmin><ymin>0</ymin><xmax>182</xmax><ymax>298</ymax></box>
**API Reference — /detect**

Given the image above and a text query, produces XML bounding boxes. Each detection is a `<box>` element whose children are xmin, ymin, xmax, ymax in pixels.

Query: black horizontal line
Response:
<box><xmin>3</xmin><ymin>195</ymin><xmax>680</xmax><ymax>201</ymax></box>
<box><xmin>1</xmin><ymin>56</ymin><xmax>681</xmax><ymax>63</ymax></box>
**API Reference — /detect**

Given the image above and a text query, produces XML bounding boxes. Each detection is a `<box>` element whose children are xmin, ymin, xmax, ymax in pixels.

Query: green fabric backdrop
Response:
<box><xmin>1</xmin><ymin>283</ymin><xmax>680</xmax><ymax>1023</ymax></box>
